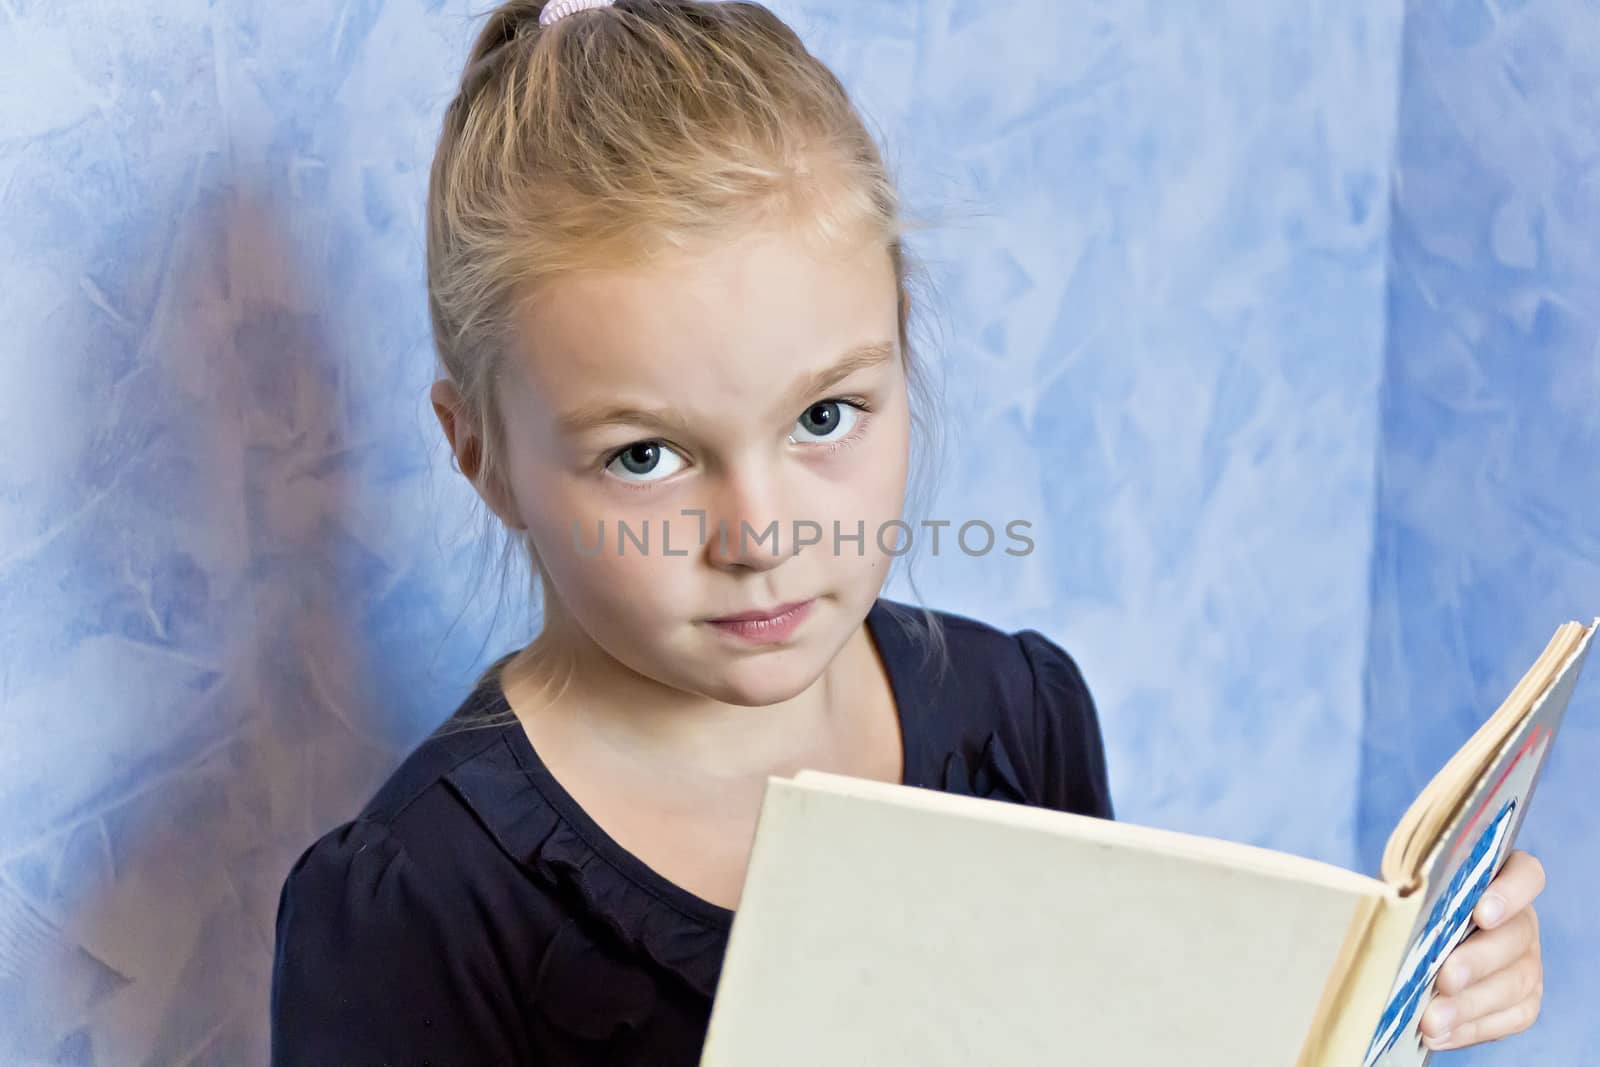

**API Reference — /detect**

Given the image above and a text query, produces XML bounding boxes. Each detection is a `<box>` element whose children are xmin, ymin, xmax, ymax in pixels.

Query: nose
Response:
<box><xmin>704</xmin><ymin>468</ymin><xmax>791</xmax><ymax>573</ymax></box>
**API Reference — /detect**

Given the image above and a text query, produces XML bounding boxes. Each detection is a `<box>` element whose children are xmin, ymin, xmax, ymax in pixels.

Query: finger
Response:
<box><xmin>1476</xmin><ymin>851</ymin><xmax>1546</xmax><ymax>928</ymax></box>
<box><xmin>1422</xmin><ymin>953</ymin><xmax>1543</xmax><ymax>1047</ymax></box>
<box><xmin>1426</xmin><ymin>985</ymin><xmax>1543</xmax><ymax>1050</ymax></box>
<box><xmin>1434</xmin><ymin>907</ymin><xmax>1540</xmax><ymax>996</ymax></box>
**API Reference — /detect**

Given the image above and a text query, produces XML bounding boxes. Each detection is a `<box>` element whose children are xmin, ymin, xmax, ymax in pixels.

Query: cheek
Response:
<box><xmin>520</xmin><ymin>477</ymin><xmax>702</xmax><ymax>616</ymax></box>
<box><xmin>560</xmin><ymin>550</ymin><xmax>684</xmax><ymax>624</ymax></box>
<box><xmin>494</xmin><ymin>410</ymin><xmax>700</xmax><ymax>635</ymax></box>
<box><xmin>817</xmin><ymin>404</ymin><xmax>910</xmax><ymax>557</ymax></box>
<box><xmin>861</xmin><ymin>399</ymin><xmax>911</xmax><ymax>510</ymax></box>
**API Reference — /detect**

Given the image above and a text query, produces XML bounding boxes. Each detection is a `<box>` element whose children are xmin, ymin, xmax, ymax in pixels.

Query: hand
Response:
<box><xmin>1419</xmin><ymin>850</ymin><xmax>1545</xmax><ymax>1051</ymax></box>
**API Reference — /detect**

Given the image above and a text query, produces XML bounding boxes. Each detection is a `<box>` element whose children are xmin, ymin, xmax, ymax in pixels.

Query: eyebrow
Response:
<box><xmin>555</xmin><ymin>340</ymin><xmax>897</xmax><ymax>438</ymax></box>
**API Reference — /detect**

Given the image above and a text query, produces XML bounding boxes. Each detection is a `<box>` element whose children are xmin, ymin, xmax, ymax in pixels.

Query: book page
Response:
<box><xmin>1382</xmin><ymin>621</ymin><xmax>1590</xmax><ymax>883</ymax></box>
<box><xmin>702</xmin><ymin>779</ymin><xmax>1390</xmax><ymax>1067</ymax></box>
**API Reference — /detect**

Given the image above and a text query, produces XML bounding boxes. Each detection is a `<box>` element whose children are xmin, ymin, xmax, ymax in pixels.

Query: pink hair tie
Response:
<box><xmin>540</xmin><ymin>0</ymin><xmax>616</xmax><ymax>26</ymax></box>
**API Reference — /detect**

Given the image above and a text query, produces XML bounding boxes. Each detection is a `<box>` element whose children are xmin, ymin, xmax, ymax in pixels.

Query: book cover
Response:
<box><xmin>1365</xmin><ymin>624</ymin><xmax>1595</xmax><ymax>1066</ymax></box>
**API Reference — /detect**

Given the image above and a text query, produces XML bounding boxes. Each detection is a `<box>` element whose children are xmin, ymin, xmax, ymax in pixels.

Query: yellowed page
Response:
<box><xmin>1299</xmin><ymin>887</ymin><xmax>1425</xmax><ymax>1066</ymax></box>
<box><xmin>1381</xmin><ymin>621</ymin><xmax>1589</xmax><ymax>884</ymax></box>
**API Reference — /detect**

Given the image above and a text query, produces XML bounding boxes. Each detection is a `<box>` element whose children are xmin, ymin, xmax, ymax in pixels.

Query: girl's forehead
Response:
<box><xmin>507</xmin><ymin>226</ymin><xmax>898</xmax><ymax>409</ymax></box>
<box><xmin>526</xmin><ymin>224</ymin><xmax>891</xmax><ymax>329</ymax></box>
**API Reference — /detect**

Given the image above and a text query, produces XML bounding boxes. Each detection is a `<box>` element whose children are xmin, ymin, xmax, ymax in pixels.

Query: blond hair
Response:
<box><xmin>426</xmin><ymin>0</ymin><xmax>950</xmax><ymax>681</ymax></box>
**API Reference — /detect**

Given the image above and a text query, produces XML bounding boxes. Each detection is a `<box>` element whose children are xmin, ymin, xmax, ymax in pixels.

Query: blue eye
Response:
<box><xmin>603</xmin><ymin>398</ymin><xmax>869</xmax><ymax>486</ymax></box>
<box><xmin>791</xmin><ymin>400</ymin><xmax>860</xmax><ymax>444</ymax></box>
<box><xmin>604</xmin><ymin>441</ymin><xmax>687</xmax><ymax>484</ymax></box>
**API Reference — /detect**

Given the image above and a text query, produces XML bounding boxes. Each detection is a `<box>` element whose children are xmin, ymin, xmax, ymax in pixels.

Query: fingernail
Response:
<box><xmin>1479</xmin><ymin>893</ymin><xmax>1506</xmax><ymax>925</ymax></box>
<box><xmin>1428</xmin><ymin>1031</ymin><xmax>1453</xmax><ymax>1050</ymax></box>
<box><xmin>1443</xmin><ymin>959</ymin><xmax>1469</xmax><ymax>991</ymax></box>
<box><xmin>1429</xmin><ymin>1000</ymin><xmax>1457</xmax><ymax>1033</ymax></box>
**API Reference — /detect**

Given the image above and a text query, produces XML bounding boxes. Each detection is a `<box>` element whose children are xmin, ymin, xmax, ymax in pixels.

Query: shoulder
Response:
<box><xmin>275</xmin><ymin>697</ymin><xmax>524</xmax><ymax>930</ymax></box>
<box><xmin>270</xmin><ymin>685</ymin><xmax>544</xmax><ymax>1062</ymax></box>
<box><xmin>270</xmin><ymin>810</ymin><xmax>531</xmax><ymax>1063</ymax></box>
<box><xmin>878</xmin><ymin>598</ymin><xmax>1114</xmax><ymax>819</ymax></box>
<box><xmin>879</xmin><ymin>597</ymin><xmax>1093</xmax><ymax>730</ymax></box>
<box><xmin>1010</xmin><ymin>626</ymin><xmax>1114</xmax><ymax>818</ymax></box>
<box><xmin>875</xmin><ymin>597</ymin><xmax>1036</xmax><ymax>700</ymax></box>
<box><xmin>271</xmin><ymin>721</ymin><xmax>512</xmax><ymax>970</ymax></box>
<box><xmin>276</xmin><ymin>732</ymin><xmax>495</xmax><ymax>911</ymax></box>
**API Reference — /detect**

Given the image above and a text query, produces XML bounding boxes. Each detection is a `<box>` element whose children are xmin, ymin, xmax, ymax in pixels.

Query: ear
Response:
<box><xmin>430</xmin><ymin>378</ymin><xmax>474</xmax><ymax>472</ymax></box>
<box><xmin>430</xmin><ymin>379</ymin><xmax>527</xmax><ymax>530</ymax></box>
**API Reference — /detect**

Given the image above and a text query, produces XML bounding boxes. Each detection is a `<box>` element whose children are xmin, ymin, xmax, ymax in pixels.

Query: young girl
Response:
<box><xmin>270</xmin><ymin>1</ymin><xmax>1549</xmax><ymax>1063</ymax></box>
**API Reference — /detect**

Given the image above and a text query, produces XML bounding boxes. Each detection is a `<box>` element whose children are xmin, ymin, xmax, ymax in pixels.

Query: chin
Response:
<box><xmin>699</xmin><ymin>651</ymin><xmax>824</xmax><ymax>708</ymax></box>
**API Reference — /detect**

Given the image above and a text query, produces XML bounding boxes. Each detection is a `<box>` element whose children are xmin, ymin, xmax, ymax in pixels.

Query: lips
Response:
<box><xmin>707</xmin><ymin>599</ymin><xmax>812</xmax><ymax>624</ymax></box>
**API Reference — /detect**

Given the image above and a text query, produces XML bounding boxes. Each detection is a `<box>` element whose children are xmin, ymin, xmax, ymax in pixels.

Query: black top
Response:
<box><xmin>270</xmin><ymin>598</ymin><xmax>1114</xmax><ymax>1066</ymax></box>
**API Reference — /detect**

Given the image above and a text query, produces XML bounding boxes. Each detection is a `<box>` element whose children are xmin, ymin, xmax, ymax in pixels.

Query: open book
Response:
<box><xmin>699</xmin><ymin>619</ymin><xmax>1596</xmax><ymax>1067</ymax></box>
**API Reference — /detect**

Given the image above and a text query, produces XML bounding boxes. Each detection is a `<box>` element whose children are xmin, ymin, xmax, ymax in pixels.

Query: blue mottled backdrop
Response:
<box><xmin>1358</xmin><ymin>2</ymin><xmax>1600</xmax><ymax>1063</ymax></box>
<box><xmin>0</xmin><ymin>1</ymin><xmax>1593</xmax><ymax>1063</ymax></box>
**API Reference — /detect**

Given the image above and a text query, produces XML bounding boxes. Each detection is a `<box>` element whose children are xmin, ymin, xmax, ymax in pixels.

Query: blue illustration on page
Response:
<box><xmin>1362</xmin><ymin>797</ymin><xmax>1517</xmax><ymax>1067</ymax></box>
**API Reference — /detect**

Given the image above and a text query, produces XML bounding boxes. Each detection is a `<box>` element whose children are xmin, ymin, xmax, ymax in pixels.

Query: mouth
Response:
<box><xmin>702</xmin><ymin>599</ymin><xmax>816</xmax><ymax>644</ymax></box>
<box><xmin>706</xmin><ymin>599</ymin><xmax>814</xmax><ymax>624</ymax></box>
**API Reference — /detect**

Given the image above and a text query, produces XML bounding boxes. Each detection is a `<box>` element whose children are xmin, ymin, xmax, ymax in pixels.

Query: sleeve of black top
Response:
<box><xmin>270</xmin><ymin>818</ymin><xmax>528</xmax><ymax>1066</ymax></box>
<box><xmin>1016</xmin><ymin>628</ymin><xmax>1115</xmax><ymax>820</ymax></box>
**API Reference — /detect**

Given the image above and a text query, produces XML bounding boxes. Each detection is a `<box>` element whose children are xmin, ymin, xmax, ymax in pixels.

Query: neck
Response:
<box><xmin>502</xmin><ymin>595</ymin><xmax>872</xmax><ymax>781</ymax></box>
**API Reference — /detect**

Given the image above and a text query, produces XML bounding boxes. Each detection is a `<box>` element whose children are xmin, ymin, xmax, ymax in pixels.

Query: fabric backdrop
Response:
<box><xmin>0</xmin><ymin>1</ymin><xmax>1594</xmax><ymax>1062</ymax></box>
